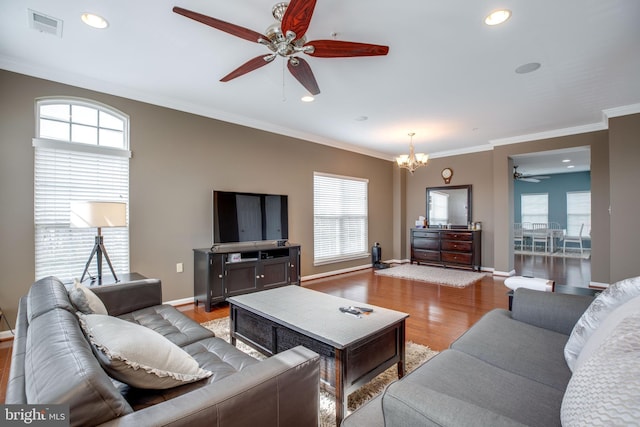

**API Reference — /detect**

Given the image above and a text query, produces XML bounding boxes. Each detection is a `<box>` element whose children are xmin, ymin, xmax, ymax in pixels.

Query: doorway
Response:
<box><xmin>511</xmin><ymin>147</ymin><xmax>591</xmax><ymax>287</ymax></box>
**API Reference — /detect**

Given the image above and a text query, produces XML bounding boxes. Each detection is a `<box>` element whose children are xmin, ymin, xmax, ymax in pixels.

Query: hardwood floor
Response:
<box><xmin>0</xmin><ymin>255</ymin><xmax>590</xmax><ymax>403</ymax></box>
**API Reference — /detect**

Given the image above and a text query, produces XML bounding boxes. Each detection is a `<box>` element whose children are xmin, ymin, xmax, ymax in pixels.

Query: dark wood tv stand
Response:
<box><xmin>193</xmin><ymin>243</ymin><xmax>301</xmax><ymax>311</ymax></box>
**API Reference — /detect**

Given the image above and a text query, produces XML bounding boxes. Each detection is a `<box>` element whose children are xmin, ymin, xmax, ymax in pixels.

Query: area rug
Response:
<box><xmin>374</xmin><ymin>264</ymin><xmax>487</xmax><ymax>288</ymax></box>
<box><xmin>201</xmin><ymin>317</ymin><xmax>438</xmax><ymax>427</ymax></box>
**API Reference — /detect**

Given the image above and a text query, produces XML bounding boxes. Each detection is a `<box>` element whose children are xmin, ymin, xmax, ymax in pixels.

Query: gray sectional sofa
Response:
<box><xmin>6</xmin><ymin>276</ymin><xmax>320</xmax><ymax>427</ymax></box>
<box><xmin>343</xmin><ymin>283</ymin><xmax>640</xmax><ymax>426</ymax></box>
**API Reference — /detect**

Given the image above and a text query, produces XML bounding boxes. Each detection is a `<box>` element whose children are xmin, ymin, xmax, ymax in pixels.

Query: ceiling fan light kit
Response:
<box><xmin>173</xmin><ymin>0</ymin><xmax>389</xmax><ymax>96</ymax></box>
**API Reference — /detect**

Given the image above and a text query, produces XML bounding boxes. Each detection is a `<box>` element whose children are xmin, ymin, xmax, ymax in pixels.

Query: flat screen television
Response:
<box><xmin>212</xmin><ymin>190</ymin><xmax>289</xmax><ymax>245</ymax></box>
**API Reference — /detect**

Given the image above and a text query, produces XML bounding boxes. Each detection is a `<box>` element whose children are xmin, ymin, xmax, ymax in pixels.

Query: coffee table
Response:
<box><xmin>227</xmin><ymin>285</ymin><xmax>409</xmax><ymax>426</ymax></box>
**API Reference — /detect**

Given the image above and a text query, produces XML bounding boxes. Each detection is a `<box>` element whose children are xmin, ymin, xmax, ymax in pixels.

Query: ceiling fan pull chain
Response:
<box><xmin>282</xmin><ymin>57</ymin><xmax>287</xmax><ymax>102</ymax></box>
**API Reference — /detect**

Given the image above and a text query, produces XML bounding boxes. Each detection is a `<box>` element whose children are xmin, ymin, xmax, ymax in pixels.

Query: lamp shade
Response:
<box><xmin>71</xmin><ymin>201</ymin><xmax>127</xmax><ymax>228</ymax></box>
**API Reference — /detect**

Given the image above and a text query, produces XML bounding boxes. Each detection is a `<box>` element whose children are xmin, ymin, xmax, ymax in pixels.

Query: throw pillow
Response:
<box><xmin>574</xmin><ymin>295</ymin><xmax>640</xmax><ymax>371</ymax></box>
<box><xmin>564</xmin><ymin>275</ymin><xmax>640</xmax><ymax>371</ymax></box>
<box><xmin>68</xmin><ymin>279</ymin><xmax>108</xmax><ymax>315</ymax></box>
<box><xmin>561</xmin><ymin>312</ymin><xmax>640</xmax><ymax>426</ymax></box>
<box><xmin>79</xmin><ymin>314</ymin><xmax>212</xmax><ymax>389</ymax></box>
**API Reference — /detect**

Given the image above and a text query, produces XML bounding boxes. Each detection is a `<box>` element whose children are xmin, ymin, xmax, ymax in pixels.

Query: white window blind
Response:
<box><xmin>567</xmin><ymin>191</ymin><xmax>591</xmax><ymax>236</ymax></box>
<box><xmin>521</xmin><ymin>193</ymin><xmax>548</xmax><ymax>224</ymax></box>
<box><xmin>34</xmin><ymin>98</ymin><xmax>130</xmax><ymax>281</ymax></box>
<box><xmin>314</xmin><ymin>172</ymin><xmax>368</xmax><ymax>265</ymax></box>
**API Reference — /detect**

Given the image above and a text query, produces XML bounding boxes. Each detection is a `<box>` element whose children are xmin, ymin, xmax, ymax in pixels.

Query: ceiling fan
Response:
<box><xmin>173</xmin><ymin>1</ymin><xmax>389</xmax><ymax>95</ymax></box>
<box><xmin>513</xmin><ymin>165</ymin><xmax>550</xmax><ymax>183</ymax></box>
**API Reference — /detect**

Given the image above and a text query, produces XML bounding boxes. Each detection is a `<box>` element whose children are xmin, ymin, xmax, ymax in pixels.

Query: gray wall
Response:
<box><xmin>0</xmin><ymin>70</ymin><xmax>394</xmax><ymax>328</ymax></box>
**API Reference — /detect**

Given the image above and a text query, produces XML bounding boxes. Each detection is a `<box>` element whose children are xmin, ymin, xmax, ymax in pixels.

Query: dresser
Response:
<box><xmin>410</xmin><ymin>228</ymin><xmax>481</xmax><ymax>271</ymax></box>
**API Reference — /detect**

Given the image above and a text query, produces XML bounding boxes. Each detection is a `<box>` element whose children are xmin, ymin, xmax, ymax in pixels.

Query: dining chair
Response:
<box><xmin>514</xmin><ymin>223</ymin><xmax>525</xmax><ymax>250</ymax></box>
<box><xmin>531</xmin><ymin>223</ymin><xmax>548</xmax><ymax>253</ymax></box>
<box><xmin>563</xmin><ymin>223</ymin><xmax>584</xmax><ymax>254</ymax></box>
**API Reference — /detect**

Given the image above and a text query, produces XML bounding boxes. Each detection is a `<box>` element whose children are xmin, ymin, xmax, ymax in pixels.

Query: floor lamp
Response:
<box><xmin>71</xmin><ymin>201</ymin><xmax>127</xmax><ymax>283</ymax></box>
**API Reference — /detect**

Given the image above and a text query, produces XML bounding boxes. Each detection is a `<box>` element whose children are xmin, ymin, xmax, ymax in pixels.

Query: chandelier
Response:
<box><xmin>395</xmin><ymin>132</ymin><xmax>429</xmax><ymax>174</ymax></box>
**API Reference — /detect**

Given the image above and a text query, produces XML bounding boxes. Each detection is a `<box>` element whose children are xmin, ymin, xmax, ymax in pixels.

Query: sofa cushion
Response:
<box><xmin>118</xmin><ymin>337</ymin><xmax>260</xmax><ymax>410</ymax></box>
<box><xmin>26</xmin><ymin>276</ymin><xmax>76</xmax><ymax>322</ymax></box>
<box><xmin>118</xmin><ymin>304</ymin><xmax>214</xmax><ymax>347</ymax></box>
<box><xmin>25</xmin><ymin>308</ymin><xmax>132</xmax><ymax>426</ymax></box>
<box><xmin>575</xmin><ymin>294</ymin><xmax>640</xmax><ymax>370</ymax></box>
<box><xmin>68</xmin><ymin>279</ymin><xmax>108</xmax><ymax>315</ymax></box>
<box><xmin>79</xmin><ymin>314</ymin><xmax>213</xmax><ymax>389</ymax></box>
<box><xmin>561</xmin><ymin>312</ymin><xmax>640</xmax><ymax>426</ymax></box>
<box><xmin>451</xmin><ymin>309</ymin><xmax>572</xmax><ymax>391</ymax></box>
<box><xmin>564</xmin><ymin>275</ymin><xmax>640</xmax><ymax>371</ymax></box>
<box><xmin>382</xmin><ymin>350</ymin><xmax>563</xmax><ymax>427</ymax></box>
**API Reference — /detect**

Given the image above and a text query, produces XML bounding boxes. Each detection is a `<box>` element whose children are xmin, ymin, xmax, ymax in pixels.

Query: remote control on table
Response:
<box><xmin>339</xmin><ymin>307</ymin><xmax>362</xmax><ymax>317</ymax></box>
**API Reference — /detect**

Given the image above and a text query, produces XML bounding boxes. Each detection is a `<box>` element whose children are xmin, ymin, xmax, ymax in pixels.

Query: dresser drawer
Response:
<box><xmin>441</xmin><ymin>251</ymin><xmax>472</xmax><ymax>265</ymax></box>
<box><xmin>412</xmin><ymin>230</ymin><xmax>440</xmax><ymax>239</ymax></box>
<box><xmin>413</xmin><ymin>249</ymin><xmax>440</xmax><ymax>262</ymax></box>
<box><xmin>412</xmin><ymin>237</ymin><xmax>439</xmax><ymax>250</ymax></box>
<box><xmin>441</xmin><ymin>240</ymin><xmax>472</xmax><ymax>252</ymax></box>
<box><xmin>442</xmin><ymin>231</ymin><xmax>473</xmax><ymax>241</ymax></box>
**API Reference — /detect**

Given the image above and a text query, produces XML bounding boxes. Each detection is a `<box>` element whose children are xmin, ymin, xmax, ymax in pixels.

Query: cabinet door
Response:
<box><xmin>261</xmin><ymin>257</ymin><xmax>289</xmax><ymax>289</ymax></box>
<box><xmin>225</xmin><ymin>262</ymin><xmax>259</xmax><ymax>296</ymax></box>
<box><xmin>209</xmin><ymin>254</ymin><xmax>224</xmax><ymax>301</ymax></box>
<box><xmin>289</xmin><ymin>247</ymin><xmax>300</xmax><ymax>285</ymax></box>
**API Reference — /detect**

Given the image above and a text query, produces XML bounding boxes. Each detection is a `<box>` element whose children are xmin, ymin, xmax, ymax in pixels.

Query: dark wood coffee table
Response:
<box><xmin>227</xmin><ymin>286</ymin><xmax>409</xmax><ymax>426</ymax></box>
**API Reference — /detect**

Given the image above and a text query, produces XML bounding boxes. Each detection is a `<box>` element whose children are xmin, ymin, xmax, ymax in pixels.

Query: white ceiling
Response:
<box><xmin>1</xmin><ymin>0</ymin><xmax>639</xmax><ymax>171</ymax></box>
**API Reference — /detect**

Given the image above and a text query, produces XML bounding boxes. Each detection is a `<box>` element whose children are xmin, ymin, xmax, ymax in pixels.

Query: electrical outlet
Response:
<box><xmin>176</xmin><ymin>262</ymin><xmax>183</xmax><ymax>273</ymax></box>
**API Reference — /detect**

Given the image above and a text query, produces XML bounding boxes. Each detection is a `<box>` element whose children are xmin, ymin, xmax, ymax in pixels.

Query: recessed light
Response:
<box><xmin>485</xmin><ymin>9</ymin><xmax>511</xmax><ymax>26</ymax></box>
<box><xmin>567</xmin><ymin>165</ymin><xmax>575</xmax><ymax>169</ymax></box>
<box><xmin>515</xmin><ymin>62</ymin><xmax>541</xmax><ymax>74</ymax></box>
<box><xmin>81</xmin><ymin>13</ymin><xmax>108</xmax><ymax>29</ymax></box>
<box><xmin>301</xmin><ymin>95</ymin><xmax>314</xmax><ymax>102</ymax></box>
<box><xmin>562</xmin><ymin>159</ymin><xmax>571</xmax><ymax>163</ymax></box>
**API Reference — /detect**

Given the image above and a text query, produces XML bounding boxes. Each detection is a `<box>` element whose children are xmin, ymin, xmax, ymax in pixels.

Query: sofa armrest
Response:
<box><xmin>511</xmin><ymin>288</ymin><xmax>594</xmax><ymax>335</ymax></box>
<box><xmin>98</xmin><ymin>345</ymin><xmax>320</xmax><ymax>427</ymax></box>
<box><xmin>91</xmin><ymin>279</ymin><xmax>162</xmax><ymax>316</ymax></box>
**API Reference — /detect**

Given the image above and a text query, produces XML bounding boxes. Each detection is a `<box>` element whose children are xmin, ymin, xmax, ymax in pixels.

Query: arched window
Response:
<box><xmin>34</xmin><ymin>98</ymin><xmax>130</xmax><ymax>281</ymax></box>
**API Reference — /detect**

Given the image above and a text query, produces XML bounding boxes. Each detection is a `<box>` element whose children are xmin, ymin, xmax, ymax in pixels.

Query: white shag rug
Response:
<box><xmin>201</xmin><ymin>317</ymin><xmax>438</xmax><ymax>427</ymax></box>
<box><xmin>374</xmin><ymin>264</ymin><xmax>487</xmax><ymax>288</ymax></box>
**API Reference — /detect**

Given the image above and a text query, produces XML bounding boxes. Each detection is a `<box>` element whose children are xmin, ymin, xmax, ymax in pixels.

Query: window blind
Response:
<box><xmin>521</xmin><ymin>193</ymin><xmax>548</xmax><ymax>224</ymax></box>
<box><xmin>34</xmin><ymin>139</ymin><xmax>130</xmax><ymax>281</ymax></box>
<box><xmin>567</xmin><ymin>191</ymin><xmax>591</xmax><ymax>236</ymax></box>
<box><xmin>313</xmin><ymin>172</ymin><xmax>368</xmax><ymax>265</ymax></box>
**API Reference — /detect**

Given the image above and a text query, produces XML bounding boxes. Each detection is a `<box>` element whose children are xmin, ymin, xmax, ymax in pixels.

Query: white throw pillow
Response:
<box><xmin>575</xmin><ymin>295</ymin><xmax>640</xmax><ymax>371</ymax></box>
<box><xmin>564</xmin><ymin>275</ymin><xmax>640</xmax><ymax>371</ymax></box>
<box><xmin>561</xmin><ymin>312</ymin><xmax>640</xmax><ymax>426</ymax></box>
<box><xmin>79</xmin><ymin>314</ymin><xmax>212</xmax><ymax>389</ymax></box>
<box><xmin>68</xmin><ymin>279</ymin><xmax>108</xmax><ymax>315</ymax></box>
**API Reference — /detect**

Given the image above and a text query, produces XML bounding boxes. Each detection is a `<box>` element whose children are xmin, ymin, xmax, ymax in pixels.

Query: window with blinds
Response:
<box><xmin>567</xmin><ymin>191</ymin><xmax>591</xmax><ymax>236</ymax></box>
<box><xmin>313</xmin><ymin>172</ymin><xmax>368</xmax><ymax>265</ymax></box>
<box><xmin>34</xmin><ymin>98</ymin><xmax>130</xmax><ymax>281</ymax></box>
<box><xmin>521</xmin><ymin>193</ymin><xmax>548</xmax><ymax>224</ymax></box>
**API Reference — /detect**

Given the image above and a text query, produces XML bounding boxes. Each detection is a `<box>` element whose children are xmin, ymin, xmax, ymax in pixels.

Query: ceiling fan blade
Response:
<box><xmin>173</xmin><ymin>7</ymin><xmax>267</xmax><ymax>44</ymax></box>
<box><xmin>281</xmin><ymin>0</ymin><xmax>317</xmax><ymax>40</ymax></box>
<box><xmin>519</xmin><ymin>178</ymin><xmax>540</xmax><ymax>183</ymax></box>
<box><xmin>220</xmin><ymin>55</ymin><xmax>275</xmax><ymax>82</ymax></box>
<box><xmin>304</xmin><ymin>40</ymin><xmax>389</xmax><ymax>57</ymax></box>
<box><xmin>287</xmin><ymin>57</ymin><xmax>320</xmax><ymax>95</ymax></box>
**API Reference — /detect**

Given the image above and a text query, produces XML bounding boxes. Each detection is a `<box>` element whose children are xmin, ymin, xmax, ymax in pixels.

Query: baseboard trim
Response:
<box><xmin>493</xmin><ymin>269</ymin><xmax>516</xmax><ymax>277</ymax></box>
<box><xmin>0</xmin><ymin>330</ymin><xmax>15</xmax><ymax>341</ymax></box>
<box><xmin>302</xmin><ymin>263</ymin><xmax>373</xmax><ymax>281</ymax></box>
<box><xmin>164</xmin><ymin>296</ymin><xmax>194</xmax><ymax>307</ymax></box>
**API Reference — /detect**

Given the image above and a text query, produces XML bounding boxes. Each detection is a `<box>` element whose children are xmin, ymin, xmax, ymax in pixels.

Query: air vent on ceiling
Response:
<box><xmin>28</xmin><ymin>9</ymin><xmax>63</xmax><ymax>37</ymax></box>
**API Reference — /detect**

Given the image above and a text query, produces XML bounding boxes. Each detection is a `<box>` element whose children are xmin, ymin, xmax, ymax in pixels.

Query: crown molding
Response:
<box><xmin>603</xmin><ymin>103</ymin><xmax>640</xmax><ymax>119</ymax></box>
